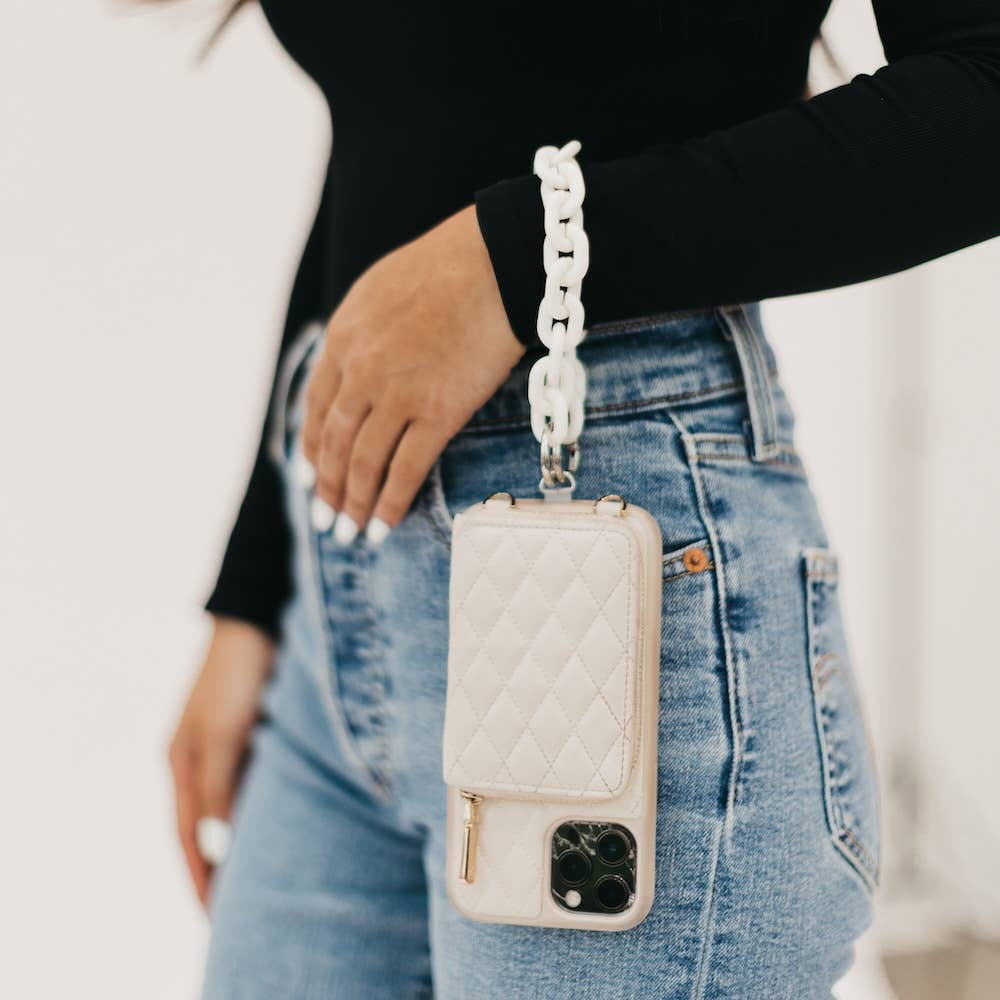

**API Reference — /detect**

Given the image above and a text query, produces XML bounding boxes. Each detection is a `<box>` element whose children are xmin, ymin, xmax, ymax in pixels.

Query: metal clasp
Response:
<box><xmin>539</xmin><ymin>426</ymin><xmax>580</xmax><ymax>501</ymax></box>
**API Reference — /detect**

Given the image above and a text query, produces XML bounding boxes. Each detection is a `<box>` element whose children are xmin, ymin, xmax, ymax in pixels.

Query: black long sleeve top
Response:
<box><xmin>206</xmin><ymin>0</ymin><xmax>1000</xmax><ymax>636</ymax></box>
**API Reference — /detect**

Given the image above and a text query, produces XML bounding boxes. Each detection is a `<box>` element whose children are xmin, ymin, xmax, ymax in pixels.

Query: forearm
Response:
<box><xmin>477</xmin><ymin>1</ymin><xmax>1000</xmax><ymax>345</ymax></box>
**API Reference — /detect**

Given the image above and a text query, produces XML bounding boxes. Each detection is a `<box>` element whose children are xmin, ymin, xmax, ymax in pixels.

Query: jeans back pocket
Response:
<box><xmin>803</xmin><ymin>549</ymin><xmax>881</xmax><ymax>892</ymax></box>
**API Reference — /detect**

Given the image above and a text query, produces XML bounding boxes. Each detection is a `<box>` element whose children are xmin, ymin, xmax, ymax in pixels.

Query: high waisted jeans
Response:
<box><xmin>202</xmin><ymin>306</ymin><xmax>879</xmax><ymax>999</ymax></box>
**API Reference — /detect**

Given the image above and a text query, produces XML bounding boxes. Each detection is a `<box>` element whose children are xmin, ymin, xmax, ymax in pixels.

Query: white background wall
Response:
<box><xmin>2</xmin><ymin>3</ymin><xmax>327</xmax><ymax>996</ymax></box>
<box><xmin>2</xmin><ymin>2</ymin><xmax>997</xmax><ymax>997</ymax></box>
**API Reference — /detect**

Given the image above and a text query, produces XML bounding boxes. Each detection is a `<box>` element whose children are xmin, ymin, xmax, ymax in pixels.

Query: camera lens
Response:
<box><xmin>594</xmin><ymin>875</ymin><xmax>630</xmax><ymax>912</ymax></box>
<box><xmin>557</xmin><ymin>850</ymin><xmax>591</xmax><ymax>886</ymax></box>
<box><xmin>596</xmin><ymin>830</ymin><xmax>629</xmax><ymax>866</ymax></box>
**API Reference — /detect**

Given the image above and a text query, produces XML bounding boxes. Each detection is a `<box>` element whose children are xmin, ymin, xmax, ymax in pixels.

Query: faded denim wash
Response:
<box><xmin>202</xmin><ymin>305</ymin><xmax>879</xmax><ymax>999</ymax></box>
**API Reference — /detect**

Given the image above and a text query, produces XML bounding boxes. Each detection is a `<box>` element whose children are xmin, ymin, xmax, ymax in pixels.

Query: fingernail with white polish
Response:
<box><xmin>334</xmin><ymin>512</ymin><xmax>358</xmax><ymax>545</ymax></box>
<box><xmin>196</xmin><ymin>817</ymin><xmax>232</xmax><ymax>867</ymax></box>
<box><xmin>366</xmin><ymin>518</ymin><xmax>391</xmax><ymax>546</ymax></box>
<box><xmin>310</xmin><ymin>496</ymin><xmax>337</xmax><ymax>533</ymax></box>
<box><xmin>295</xmin><ymin>449</ymin><xmax>316</xmax><ymax>489</ymax></box>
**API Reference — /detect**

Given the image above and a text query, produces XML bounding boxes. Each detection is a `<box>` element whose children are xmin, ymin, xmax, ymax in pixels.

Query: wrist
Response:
<box><xmin>446</xmin><ymin>205</ymin><xmax>525</xmax><ymax>358</ymax></box>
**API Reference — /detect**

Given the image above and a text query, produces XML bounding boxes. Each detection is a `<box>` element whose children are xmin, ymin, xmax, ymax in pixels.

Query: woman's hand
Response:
<box><xmin>169</xmin><ymin>617</ymin><xmax>275</xmax><ymax>907</ymax></box>
<box><xmin>301</xmin><ymin>204</ymin><xmax>526</xmax><ymax>544</ymax></box>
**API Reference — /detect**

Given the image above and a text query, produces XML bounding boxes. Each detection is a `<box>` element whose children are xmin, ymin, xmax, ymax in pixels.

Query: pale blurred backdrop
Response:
<box><xmin>2</xmin><ymin>2</ymin><xmax>998</xmax><ymax>998</ymax></box>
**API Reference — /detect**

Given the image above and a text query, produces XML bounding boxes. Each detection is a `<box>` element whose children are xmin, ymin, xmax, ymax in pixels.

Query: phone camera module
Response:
<box><xmin>550</xmin><ymin>821</ymin><xmax>637</xmax><ymax>916</ymax></box>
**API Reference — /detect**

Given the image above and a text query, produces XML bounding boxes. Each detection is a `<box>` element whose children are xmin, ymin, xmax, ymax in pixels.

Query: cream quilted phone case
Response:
<box><xmin>442</xmin><ymin>494</ymin><xmax>662</xmax><ymax>930</ymax></box>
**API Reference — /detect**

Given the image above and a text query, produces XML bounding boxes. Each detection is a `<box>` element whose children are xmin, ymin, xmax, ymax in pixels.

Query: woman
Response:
<box><xmin>169</xmin><ymin>2</ymin><xmax>1000</xmax><ymax>996</ymax></box>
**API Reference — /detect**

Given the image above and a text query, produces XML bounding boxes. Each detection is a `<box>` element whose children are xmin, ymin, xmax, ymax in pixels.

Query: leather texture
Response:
<box><xmin>443</xmin><ymin>503</ymin><xmax>641</xmax><ymax>801</ymax></box>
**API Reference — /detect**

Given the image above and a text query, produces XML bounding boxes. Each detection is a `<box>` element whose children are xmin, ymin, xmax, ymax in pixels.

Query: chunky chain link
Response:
<box><xmin>529</xmin><ymin>140</ymin><xmax>589</xmax><ymax>489</ymax></box>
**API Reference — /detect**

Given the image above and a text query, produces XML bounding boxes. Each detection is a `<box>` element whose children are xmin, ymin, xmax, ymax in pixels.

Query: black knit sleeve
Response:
<box><xmin>204</xmin><ymin>179</ymin><xmax>329</xmax><ymax>638</ymax></box>
<box><xmin>476</xmin><ymin>0</ymin><xmax>1000</xmax><ymax>346</ymax></box>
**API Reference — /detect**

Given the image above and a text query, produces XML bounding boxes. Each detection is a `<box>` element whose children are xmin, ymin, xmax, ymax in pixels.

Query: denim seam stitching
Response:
<box><xmin>718</xmin><ymin>306</ymin><xmax>780</xmax><ymax>462</ymax></box>
<box><xmin>665</xmin><ymin>407</ymin><xmax>742</xmax><ymax>1000</ymax></box>
<box><xmin>424</xmin><ymin>462</ymin><xmax>457</xmax><ymax>548</ymax></box>
<box><xmin>692</xmin><ymin>823</ymin><xmax>726</xmax><ymax>1000</ymax></box>
<box><xmin>662</xmin><ymin>563</ymin><xmax>715</xmax><ymax>584</ymax></box>
<box><xmin>804</xmin><ymin>551</ymin><xmax>879</xmax><ymax>893</ymax></box>
<box><xmin>356</xmin><ymin>543</ymin><xmax>394</xmax><ymax>797</ymax></box>
<box><xmin>695</xmin><ymin>446</ymin><xmax>799</xmax><ymax>458</ymax></box>
<box><xmin>461</xmin><ymin>377</ymin><xmax>773</xmax><ymax>434</ymax></box>
<box><xmin>744</xmin><ymin>318</ymin><xmax>778</xmax><ymax>455</ymax></box>
<box><xmin>687</xmin><ymin>432</ymin><xmax>804</xmax><ymax>474</ymax></box>
<box><xmin>309</xmin><ymin>535</ymin><xmax>394</xmax><ymax>804</ymax></box>
<box><xmin>739</xmin><ymin>304</ymin><xmax>779</xmax><ymax>458</ymax></box>
<box><xmin>303</xmin><ymin>504</ymin><xmax>389</xmax><ymax>802</ymax></box>
<box><xmin>278</xmin><ymin>360</ymin><xmax>380</xmax><ymax>797</ymax></box>
<box><xmin>693</xmin><ymin>453</ymin><xmax>806</xmax><ymax>473</ymax></box>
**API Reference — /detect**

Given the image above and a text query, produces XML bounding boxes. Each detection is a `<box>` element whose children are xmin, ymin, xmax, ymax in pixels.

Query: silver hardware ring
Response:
<box><xmin>540</xmin><ymin>426</ymin><xmax>582</xmax><ymax>488</ymax></box>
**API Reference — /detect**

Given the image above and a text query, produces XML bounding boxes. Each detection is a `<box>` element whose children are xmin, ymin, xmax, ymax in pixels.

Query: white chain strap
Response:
<box><xmin>529</xmin><ymin>140</ymin><xmax>589</xmax><ymax>491</ymax></box>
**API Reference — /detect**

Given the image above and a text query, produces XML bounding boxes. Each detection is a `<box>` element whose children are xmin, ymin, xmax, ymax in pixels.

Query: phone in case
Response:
<box><xmin>442</xmin><ymin>493</ymin><xmax>662</xmax><ymax>930</ymax></box>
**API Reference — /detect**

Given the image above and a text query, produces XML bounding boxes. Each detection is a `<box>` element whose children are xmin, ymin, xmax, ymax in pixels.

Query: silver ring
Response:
<box><xmin>538</xmin><ymin>470</ymin><xmax>577</xmax><ymax>498</ymax></box>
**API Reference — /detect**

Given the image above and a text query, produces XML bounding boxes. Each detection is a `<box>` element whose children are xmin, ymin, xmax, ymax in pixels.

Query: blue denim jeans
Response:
<box><xmin>202</xmin><ymin>306</ymin><xmax>879</xmax><ymax>999</ymax></box>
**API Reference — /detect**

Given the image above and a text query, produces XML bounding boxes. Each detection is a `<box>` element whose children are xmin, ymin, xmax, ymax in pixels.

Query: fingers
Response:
<box><xmin>301</xmin><ymin>337</ymin><xmax>342</xmax><ymax>468</ymax></box>
<box><xmin>334</xmin><ymin>411</ymin><xmax>408</xmax><ymax>541</ymax></box>
<box><xmin>170</xmin><ymin>744</ymin><xmax>210</xmax><ymax>906</ymax></box>
<box><xmin>313</xmin><ymin>381</ymin><xmax>370</xmax><ymax>516</ymax></box>
<box><xmin>368</xmin><ymin>422</ymin><xmax>443</xmax><ymax>535</ymax></box>
<box><xmin>302</xmin><ymin>336</ymin><xmax>449</xmax><ymax>546</ymax></box>
<box><xmin>311</xmin><ymin>408</ymin><xmax>442</xmax><ymax>547</ymax></box>
<box><xmin>170</xmin><ymin>733</ymin><xmax>242</xmax><ymax>909</ymax></box>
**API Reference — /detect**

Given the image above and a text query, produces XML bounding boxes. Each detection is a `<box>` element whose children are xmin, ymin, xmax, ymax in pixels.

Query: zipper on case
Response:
<box><xmin>459</xmin><ymin>790</ymin><xmax>483</xmax><ymax>883</ymax></box>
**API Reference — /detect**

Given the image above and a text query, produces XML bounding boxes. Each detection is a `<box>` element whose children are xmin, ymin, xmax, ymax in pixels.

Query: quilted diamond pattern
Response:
<box><xmin>443</xmin><ymin>508</ymin><xmax>640</xmax><ymax>801</ymax></box>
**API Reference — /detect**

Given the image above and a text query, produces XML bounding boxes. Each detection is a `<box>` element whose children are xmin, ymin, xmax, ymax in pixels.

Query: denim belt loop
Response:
<box><xmin>716</xmin><ymin>304</ymin><xmax>779</xmax><ymax>462</ymax></box>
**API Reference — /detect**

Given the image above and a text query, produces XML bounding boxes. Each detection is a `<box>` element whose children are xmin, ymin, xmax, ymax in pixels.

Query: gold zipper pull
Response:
<box><xmin>459</xmin><ymin>790</ymin><xmax>483</xmax><ymax>884</ymax></box>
